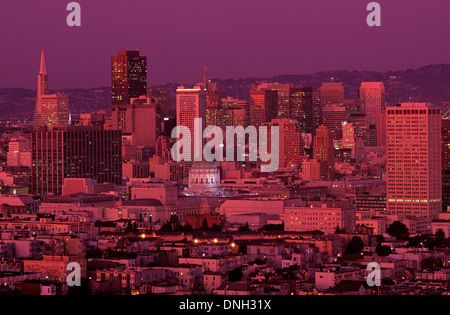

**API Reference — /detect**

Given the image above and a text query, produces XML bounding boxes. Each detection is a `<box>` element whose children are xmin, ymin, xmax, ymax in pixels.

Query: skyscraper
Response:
<box><xmin>290</xmin><ymin>86</ymin><xmax>313</xmax><ymax>134</ymax></box>
<box><xmin>111</xmin><ymin>50</ymin><xmax>147</xmax><ymax>106</ymax></box>
<box><xmin>267</xmin><ymin>119</ymin><xmax>304</xmax><ymax>169</ymax></box>
<box><xmin>251</xmin><ymin>82</ymin><xmax>291</xmax><ymax>119</ymax></box>
<box><xmin>313</xmin><ymin>125</ymin><xmax>335</xmax><ymax>180</ymax></box>
<box><xmin>321</xmin><ymin>104</ymin><xmax>347</xmax><ymax>142</ymax></box>
<box><xmin>319</xmin><ymin>82</ymin><xmax>344</xmax><ymax>108</ymax></box>
<box><xmin>148</xmin><ymin>88</ymin><xmax>172</xmax><ymax>118</ymax></box>
<box><xmin>176</xmin><ymin>85</ymin><xmax>207</xmax><ymax>162</ymax></box>
<box><xmin>342</xmin><ymin>123</ymin><xmax>356</xmax><ymax>159</ymax></box>
<box><xmin>359</xmin><ymin>82</ymin><xmax>385</xmax><ymax>127</ymax></box>
<box><xmin>33</xmin><ymin>49</ymin><xmax>69</xmax><ymax>131</ymax></box>
<box><xmin>249</xmin><ymin>89</ymin><xmax>278</xmax><ymax>128</ymax></box>
<box><xmin>196</xmin><ymin>72</ymin><xmax>227</xmax><ymax>127</ymax></box>
<box><xmin>377</xmin><ymin>112</ymin><xmax>387</xmax><ymax>147</ymax></box>
<box><xmin>386</xmin><ymin>103</ymin><xmax>441</xmax><ymax>219</ymax></box>
<box><xmin>32</xmin><ymin>127</ymin><xmax>122</xmax><ymax>195</ymax></box>
<box><xmin>312</xmin><ymin>91</ymin><xmax>322</xmax><ymax>136</ymax></box>
<box><xmin>442</xmin><ymin>119</ymin><xmax>450</xmax><ymax>211</ymax></box>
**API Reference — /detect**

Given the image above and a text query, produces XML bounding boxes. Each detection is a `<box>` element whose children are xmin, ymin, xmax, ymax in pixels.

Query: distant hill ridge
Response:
<box><xmin>1</xmin><ymin>64</ymin><xmax>450</xmax><ymax>122</ymax></box>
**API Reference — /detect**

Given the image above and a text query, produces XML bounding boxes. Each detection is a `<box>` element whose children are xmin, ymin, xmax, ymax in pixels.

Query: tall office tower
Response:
<box><xmin>344</xmin><ymin>98</ymin><xmax>361</xmax><ymax>121</ymax></box>
<box><xmin>31</xmin><ymin>127</ymin><xmax>122</xmax><ymax>195</ymax></box>
<box><xmin>33</xmin><ymin>49</ymin><xmax>69</xmax><ymax>131</ymax></box>
<box><xmin>251</xmin><ymin>82</ymin><xmax>292</xmax><ymax>119</ymax></box>
<box><xmin>249</xmin><ymin>89</ymin><xmax>278</xmax><ymax>128</ymax></box>
<box><xmin>377</xmin><ymin>112</ymin><xmax>387</xmax><ymax>147</ymax></box>
<box><xmin>111</xmin><ymin>50</ymin><xmax>147</xmax><ymax>107</ymax></box>
<box><xmin>359</xmin><ymin>82</ymin><xmax>385</xmax><ymax>127</ymax></box>
<box><xmin>442</xmin><ymin>119</ymin><xmax>450</xmax><ymax>211</ymax></box>
<box><xmin>148</xmin><ymin>88</ymin><xmax>172</xmax><ymax>118</ymax></box>
<box><xmin>290</xmin><ymin>87</ymin><xmax>313</xmax><ymax>134</ymax></box>
<box><xmin>322</xmin><ymin>104</ymin><xmax>347</xmax><ymax>141</ymax></box>
<box><xmin>267</xmin><ymin>119</ymin><xmax>304</xmax><ymax>169</ymax></box>
<box><xmin>319</xmin><ymin>82</ymin><xmax>344</xmax><ymax>108</ymax></box>
<box><xmin>342</xmin><ymin>123</ymin><xmax>356</xmax><ymax>159</ymax></box>
<box><xmin>349</xmin><ymin>114</ymin><xmax>369</xmax><ymax>144</ymax></box>
<box><xmin>312</xmin><ymin>91</ymin><xmax>322</xmax><ymax>136</ymax></box>
<box><xmin>176</xmin><ymin>85</ymin><xmax>207</xmax><ymax>161</ymax></box>
<box><xmin>196</xmin><ymin>69</ymin><xmax>227</xmax><ymax>127</ymax></box>
<box><xmin>156</xmin><ymin>135</ymin><xmax>172</xmax><ymax>160</ymax></box>
<box><xmin>386</xmin><ymin>103</ymin><xmax>442</xmax><ymax>219</ymax></box>
<box><xmin>222</xmin><ymin>97</ymin><xmax>249</xmax><ymax>127</ymax></box>
<box><xmin>313</xmin><ymin>125</ymin><xmax>335</xmax><ymax>180</ymax></box>
<box><xmin>114</xmin><ymin>95</ymin><xmax>160</xmax><ymax>153</ymax></box>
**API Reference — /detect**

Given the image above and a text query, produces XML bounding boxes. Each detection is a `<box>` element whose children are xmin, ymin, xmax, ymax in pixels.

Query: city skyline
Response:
<box><xmin>1</xmin><ymin>1</ymin><xmax>450</xmax><ymax>90</ymax></box>
<box><xmin>1</xmin><ymin>1</ymin><xmax>450</xmax><ymax>299</ymax></box>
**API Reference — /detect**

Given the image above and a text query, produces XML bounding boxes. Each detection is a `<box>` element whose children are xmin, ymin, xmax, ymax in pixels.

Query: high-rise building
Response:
<box><xmin>33</xmin><ymin>49</ymin><xmax>69</xmax><ymax>131</ymax></box>
<box><xmin>377</xmin><ymin>112</ymin><xmax>387</xmax><ymax>147</ymax></box>
<box><xmin>31</xmin><ymin>126</ymin><xmax>122</xmax><ymax>195</ymax></box>
<box><xmin>267</xmin><ymin>119</ymin><xmax>304</xmax><ymax>170</ymax></box>
<box><xmin>342</xmin><ymin>123</ymin><xmax>356</xmax><ymax>159</ymax></box>
<box><xmin>176</xmin><ymin>85</ymin><xmax>207</xmax><ymax>162</ymax></box>
<box><xmin>197</xmin><ymin>70</ymin><xmax>227</xmax><ymax>127</ymax></box>
<box><xmin>290</xmin><ymin>87</ymin><xmax>313</xmax><ymax>134</ymax></box>
<box><xmin>312</xmin><ymin>91</ymin><xmax>322</xmax><ymax>136</ymax></box>
<box><xmin>319</xmin><ymin>82</ymin><xmax>344</xmax><ymax>108</ymax></box>
<box><xmin>442</xmin><ymin>119</ymin><xmax>450</xmax><ymax>211</ymax></box>
<box><xmin>349</xmin><ymin>114</ymin><xmax>369</xmax><ymax>144</ymax></box>
<box><xmin>222</xmin><ymin>97</ymin><xmax>249</xmax><ymax>127</ymax></box>
<box><xmin>249</xmin><ymin>89</ymin><xmax>278</xmax><ymax>128</ymax></box>
<box><xmin>344</xmin><ymin>98</ymin><xmax>361</xmax><ymax>121</ymax></box>
<box><xmin>301</xmin><ymin>159</ymin><xmax>321</xmax><ymax>181</ymax></box>
<box><xmin>313</xmin><ymin>125</ymin><xmax>335</xmax><ymax>180</ymax></box>
<box><xmin>111</xmin><ymin>50</ymin><xmax>147</xmax><ymax>106</ymax></box>
<box><xmin>359</xmin><ymin>82</ymin><xmax>385</xmax><ymax>127</ymax></box>
<box><xmin>322</xmin><ymin>104</ymin><xmax>347</xmax><ymax>142</ymax></box>
<box><xmin>251</xmin><ymin>82</ymin><xmax>291</xmax><ymax>119</ymax></box>
<box><xmin>386</xmin><ymin>103</ymin><xmax>441</xmax><ymax>219</ymax></box>
<box><xmin>148</xmin><ymin>88</ymin><xmax>172</xmax><ymax>118</ymax></box>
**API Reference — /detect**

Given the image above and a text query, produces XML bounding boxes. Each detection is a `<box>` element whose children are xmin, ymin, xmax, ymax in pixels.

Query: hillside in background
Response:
<box><xmin>1</xmin><ymin>64</ymin><xmax>450</xmax><ymax>124</ymax></box>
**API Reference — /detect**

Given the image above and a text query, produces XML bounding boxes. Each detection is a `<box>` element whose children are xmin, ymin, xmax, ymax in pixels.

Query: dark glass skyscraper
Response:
<box><xmin>111</xmin><ymin>50</ymin><xmax>148</xmax><ymax>106</ymax></box>
<box><xmin>32</xmin><ymin>127</ymin><xmax>122</xmax><ymax>195</ymax></box>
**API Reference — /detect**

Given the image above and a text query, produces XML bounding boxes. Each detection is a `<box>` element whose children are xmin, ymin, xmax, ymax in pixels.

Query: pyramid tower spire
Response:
<box><xmin>39</xmin><ymin>48</ymin><xmax>47</xmax><ymax>75</ymax></box>
<box><xmin>37</xmin><ymin>49</ymin><xmax>49</xmax><ymax>97</ymax></box>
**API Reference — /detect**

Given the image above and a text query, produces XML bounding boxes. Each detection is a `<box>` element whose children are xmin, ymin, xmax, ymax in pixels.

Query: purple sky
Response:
<box><xmin>1</xmin><ymin>0</ymin><xmax>450</xmax><ymax>89</ymax></box>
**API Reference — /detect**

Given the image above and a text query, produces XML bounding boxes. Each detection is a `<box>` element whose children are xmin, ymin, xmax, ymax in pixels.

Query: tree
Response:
<box><xmin>199</xmin><ymin>218</ymin><xmax>209</xmax><ymax>231</ymax></box>
<box><xmin>210</xmin><ymin>223</ymin><xmax>222</xmax><ymax>232</ymax></box>
<box><xmin>345</xmin><ymin>236</ymin><xmax>364</xmax><ymax>254</ymax></box>
<box><xmin>345</xmin><ymin>236</ymin><xmax>363</xmax><ymax>254</ymax></box>
<box><xmin>238</xmin><ymin>244</ymin><xmax>247</xmax><ymax>254</ymax></box>
<box><xmin>259</xmin><ymin>223</ymin><xmax>284</xmax><ymax>231</ymax></box>
<box><xmin>376</xmin><ymin>245</ymin><xmax>392</xmax><ymax>257</ymax></box>
<box><xmin>435</xmin><ymin>229</ymin><xmax>446</xmax><ymax>248</ymax></box>
<box><xmin>159</xmin><ymin>221</ymin><xmax>173</xmax><ymax>232</ymax></box>
<box><xmin>228</xmin><ymin>267</ymin><xmax>243</xmax><ymax>282</ymax></box>
<box><xmin>421</xmin><ymin>257</ymin><xmax>442</xmax><ymax>271</ymax></box>
<box><xmin>238</xmin><ymin>222</ymin><xmax>251</xmax><ymax>232</ymax></box>
<box><xmin>387</xmin><ymin>221</ymin><xmax>409</xmax><ymax>240</ymax></box>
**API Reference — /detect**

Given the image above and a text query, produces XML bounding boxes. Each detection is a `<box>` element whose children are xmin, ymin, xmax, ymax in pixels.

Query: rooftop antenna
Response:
<box><xmin>204</xmin><ymin>66</ymin><xmax>208</xmax><ymax>82</ymax></box>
